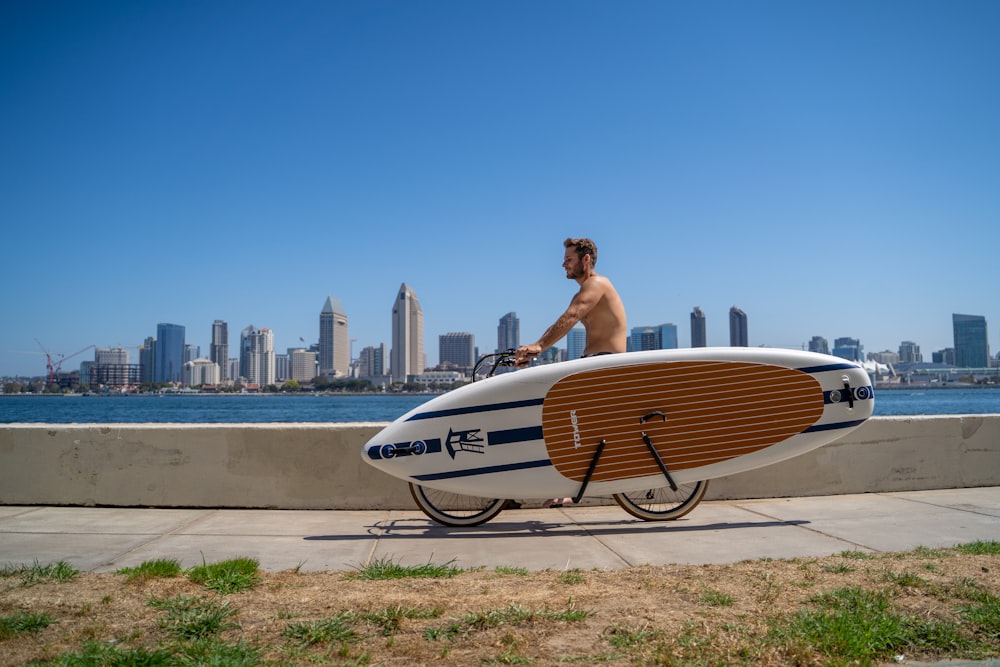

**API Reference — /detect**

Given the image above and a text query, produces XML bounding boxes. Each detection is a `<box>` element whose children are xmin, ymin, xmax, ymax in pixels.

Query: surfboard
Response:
<box><xmin>362</xmin><ymin>348</ymin><xmax>874</xmax><ymax>499</ymax></box>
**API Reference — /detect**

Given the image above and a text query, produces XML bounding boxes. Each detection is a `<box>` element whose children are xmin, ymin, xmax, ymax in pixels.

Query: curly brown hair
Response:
<box><xmin>564</xmin><ymin>237</ymin><xmax>598</xmax><ymax>265</ymax></box>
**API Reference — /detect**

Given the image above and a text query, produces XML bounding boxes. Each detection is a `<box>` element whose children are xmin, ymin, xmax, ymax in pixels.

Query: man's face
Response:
<box><xmin>562</xmin><ymin>247</ymin><xmax>585</xmax><ymax>280</ymax></box>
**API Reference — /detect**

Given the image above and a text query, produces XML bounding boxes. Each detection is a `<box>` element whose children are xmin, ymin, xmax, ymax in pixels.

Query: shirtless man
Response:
<box><xmin>515</xmin><ymin>237</ymin><xmax>627</xmax><ymax>367</ymax></box>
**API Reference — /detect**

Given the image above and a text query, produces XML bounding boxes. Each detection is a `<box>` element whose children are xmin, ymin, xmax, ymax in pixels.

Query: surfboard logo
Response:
<box><xmin>569</xmin><ymin>410</ymin><xmax>582</xmax><ymax>449</ymax></box>
<box><xmin>367</xmin><ymin>438</ymin><xmax>442</xmax><ymax>460</ymax></box>
<box><xmin>445</xmin><ymin>428</ymin><xmax>485</xmax><ymax>458</ymax></box>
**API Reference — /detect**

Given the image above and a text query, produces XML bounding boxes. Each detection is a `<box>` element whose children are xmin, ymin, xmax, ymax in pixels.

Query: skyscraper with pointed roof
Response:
<box><xmin>391</xmin><ymin>283</ymin><xmax>424</xmax><ymax>383</ymax></box>
<box><xmin>319</xmin><ymin>296</ymin><xmax>350</xmax><ymax>378</ymax></box>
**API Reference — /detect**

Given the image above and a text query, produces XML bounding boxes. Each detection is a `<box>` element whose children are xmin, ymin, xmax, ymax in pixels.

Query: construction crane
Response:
<box><xmin>34</xmin><ymin>339</ymin><xmax>96</xmax><ymax>387</ymax></box>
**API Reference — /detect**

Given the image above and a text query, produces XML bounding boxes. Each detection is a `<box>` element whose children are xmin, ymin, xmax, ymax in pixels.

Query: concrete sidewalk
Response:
<box><xmin>1</xmin><ymin>487</ymin><xmax>997</xmax><ymax>573</ymax></box>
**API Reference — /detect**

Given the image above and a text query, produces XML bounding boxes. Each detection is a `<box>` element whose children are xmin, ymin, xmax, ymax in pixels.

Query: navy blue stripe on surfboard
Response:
<box><xmin>804</xmin><ymin>419</ymin><xmax>868</xmax><ymax>433</ymax></box>
<box><xmin>797</xmin><ymin>363</ymin><xmax>860</xmax><ymax>373</ymax></box>
<box><xmin>413</xmin><ymin>458</ymin><xmax>553</xmax><ymax>481</ymax></box>
<box><xmin>488</xmin><ymin>426</ymin><xmax>544</xmax><ymax>446</ymax></box>
<box><xmin>405</xmin><ymin>398</ymin><xmax>545</xmax><ymax>421</ymax></box>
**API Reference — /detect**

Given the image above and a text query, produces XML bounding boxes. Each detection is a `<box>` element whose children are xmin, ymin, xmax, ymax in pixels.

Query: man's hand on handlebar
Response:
<box><xmin>514</xmin><ymin>344</ymin><xmax>542</xmax><ymax>367</ymax></box>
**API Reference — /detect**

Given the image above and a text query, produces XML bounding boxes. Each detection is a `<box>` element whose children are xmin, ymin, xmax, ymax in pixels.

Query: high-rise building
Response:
<box><xmin>391</xmin><ymin>283</ymin><xmax>424</xmax><ymax>383</ymax></box>
<box><xmin>211</xmin><ymin>320</ymin><xmax>229</xmax><ymax>382</ymax></box>
<box><xmin>808</xmin><ymin>336</ymin><xmax>829</xmax><ymax>355</ymax></box>
<box><xmin>729</xmin><ymin>307</ymin><xmax>748</xmax><ymax>347</ymax></box>
<box><xmin>288</xmin><ymin>348</ymin><xmax>318</xmax><ymax>383</ymax></box>
<box><xmin>241</xmin><ymin>326</ymin><xmax>275</xmax><ymax>386</ymax></box>
<box><xmin>358</xmin><ymin>344</ymin><xmax>388</xmax><ymax>379</ymax></box>
<box><xmin>898</xmin><ymin>341</ymin><xmax>922</xmax><ymax>364</ymax></box>
<box><xmin>155</xmin><ymin>323</ymin><xmax>185</xmax><ymax>384</ymax></box>
<box><xmin>833</xmin><ymin>337</ymin><xmax>863</xmax><ymax>362</ymax></box>
<box><xmin>139</xmin><ymin>336</ymin><xmax>156</xmax><ymax>384</ymax></box>
<box><xmin>439</xmin><ymin>332</ymin><xmax>476</xmax><ymax>370</ymax></box>
<box><xmin>92</xmin><ymin>347</ymin><xmax>137</xmax><ymax>389</ymax></box>
<box><xmin>691</xmin><ymin>307</ymin><xmax>706</xmax><ymax>347</ymax></box>
<box><xmin>497</xmin><ymin>312</ymin><xmax>520</xmax><ymax>353</ymax></box>
<box><xmin>629</xmin><ymin>324</ymin><xmax>678</xmax><ymax>351</ymax></box>
<box><xmin>319</xmin><ymin>296</ymin><xmax>350</xmax><ymax>377</ymax></box>
<box><xmin>184</xmin><ymin>344</ymin><xmax>200</xmax><ymax>364</ymax></box>
<box><xmin>952</xmin><ymin>313</ymin><xmax>990</xmax><ymax>368</ymax></box>
<box><xmin>932</xmin><ymin>348</ymin><xmax>956</xmax><ymax>365</ymax></box>
<box><xmin>567</xmin><ymin>326</ymin><xmax>587</xmax><ymax>360</ymax></box>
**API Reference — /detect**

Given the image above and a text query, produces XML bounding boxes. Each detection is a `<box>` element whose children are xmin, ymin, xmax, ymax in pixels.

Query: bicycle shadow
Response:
<box><xmin>303</xmin><ymin>516</ymin><xmax>811</xmax><ymax>542</ymax></box>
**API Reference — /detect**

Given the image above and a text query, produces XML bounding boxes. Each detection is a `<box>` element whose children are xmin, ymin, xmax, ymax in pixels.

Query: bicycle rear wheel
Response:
<box><xmin>613</xmin><ymin>480</ymin><xmax>709</xmax><ymax>521</ymax></box>
<box><xmin>409</xmin><ymin>483</ymin><xmax>508</xmax><ymax>527</ymax></box>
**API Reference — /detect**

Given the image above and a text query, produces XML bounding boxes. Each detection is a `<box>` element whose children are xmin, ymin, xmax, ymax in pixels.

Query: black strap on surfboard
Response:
<box><xmin>639</xmin><ymin>411</ymin><xmax>679</xmax><ymax>492</ymax></box>
<box><xmin>572</xmin><ymin>439</ymin><xmax>607</xmax><ymax>505</ymax></box>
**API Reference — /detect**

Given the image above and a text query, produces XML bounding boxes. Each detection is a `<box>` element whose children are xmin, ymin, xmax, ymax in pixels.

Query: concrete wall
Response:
<box><xmin>1</xmin><ymin>416</ymin><xmax>998</xmax><ymax>509</ymax></box>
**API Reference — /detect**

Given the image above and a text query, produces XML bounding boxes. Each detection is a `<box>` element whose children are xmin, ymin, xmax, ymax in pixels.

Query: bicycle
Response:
<box><xmin>407</xmin><ymin>349</ymin><xmax>709</xmax><ymax>527</ymax></box>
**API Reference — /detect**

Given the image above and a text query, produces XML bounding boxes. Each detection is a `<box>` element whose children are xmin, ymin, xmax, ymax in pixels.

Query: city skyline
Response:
<box><xmin>2</xmin><ymin>3</ymin><xmax>998</xmax><ymax>378</ymax></box>
<box><xmin>4</xmin><ymin>295</ymin><xmax>997</xmax><ymax>380</ymax></box>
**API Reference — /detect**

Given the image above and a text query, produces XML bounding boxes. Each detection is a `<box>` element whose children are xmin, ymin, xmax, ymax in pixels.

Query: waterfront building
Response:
<box><xmin>629</xmin><ymin>324</ymin><xmax>678</xmax><ymax>351</ymax></box>
<box><xmin>869</xmin><ymin>350</ymin><xmax>900</xmax><ymax>365</ymax></box>
<box><xmin>833</xmin><ymin>337</ymin><xmax>864</xmax><ymax>362</ymax></box>
<box><xmin>691</xmin><ymin>307</ymin><xmax>707</xmax><ymax>347</ymax></box>
<box><xmin>183</xmin><ymin>358</ymin><xmax>220</xmax><ymax>387</ymax></box>
<box><xmin>539</xmin><ymin>347</ymin><xmax>563</xmax><ymax>364</ymax></box>
<box><xmin>275</xmin><ymin>353</ymin><xmax>289</xmax><ymax>381</ymax></box>
<box><xmin>497</xmin><ymin>312</ymin><xmax>520</xmax><ymax>353</ymax></box>
<box><xmin>155</xmin><ymin>323</ymin><xmax>186</xmax><ymax>384</ymax></box>
<box><xmin>227</xmin><ymin>358</ymin><xmax>240</xmax><ymax>383</ymax></box>
<box><xmin>184</xmin><ymin>344</ymin><xmax>200</xmax><ymax>364</ymax></box>
<box><xmin>358</xmin><ymin>344</ymin><xmax>388</xmax><ymax>379</ymax></box>
<box><xmin>139</xmin><ymin>337</ymin><xmax>156</xmax><ymax>384</ymax></box>
<box><xmin>898</xmin><ymin>341</ymin><xmax>922</xmax><ymax>364</ymax></box>
<box><xmin>808</xmin><ymin>336</ymin><xmax>829</xmax><ymax>355</ymax></box>
<box><xmin>391</xmin><ymin>283</ymin><xmax>425</xmax><ymax>383</ymax></box>
<box><xmin>92</xmin><ymin>347</ymin><xmax>137</xmax><ymax>389</ymax></box>
<box><xmin>319</xmin><ymin>296</ymin><xmax>350</xmax><ymax>378</ymax></box>
<box><xmin>567</xmin><ymin>326</ymin><xmax>586</xmax><ymax>360</ymax></box>
<box><xmin>240</xmin><ymin>326</ymin><xmax>275</xmax><ymax>386</ymax></box>
<box><xmin>288</xmin><ymin>348</ymin><xmax>318</xmax><ymax>383</ymax></box>
<box><xmin>439</xmin><ymin>332</ymin><xmax>476</xmax><ymax>370</ymax></box>
<box><xmin>210</xmin><ymin>320</ymin><xmax>229</xmax><ymax>382</ymax></box>
<box><xmin>414</xmin><ymin>370</ymin><xmax>465</xmax><ymax>386</ymax></box>
<box><xmin>952</xmin><ymin>313</ymin><xmax>990</xmax><ymax>368</ymax></box>
<box><xmin>729</xmin><ymin>307</ymin><xmax>748</xmax><ymax>347</ymax></box>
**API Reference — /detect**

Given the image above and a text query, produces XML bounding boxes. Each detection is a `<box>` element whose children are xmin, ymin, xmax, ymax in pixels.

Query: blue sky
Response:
<box><xmin>2</xmin><ymin>1</ymin><xmax>998</xmax><ymax>378</ymax></box>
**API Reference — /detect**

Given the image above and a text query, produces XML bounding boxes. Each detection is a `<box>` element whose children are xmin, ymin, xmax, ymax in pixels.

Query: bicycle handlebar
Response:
<box><xmin>473</xmin><ymin>348</ymin><xmax>518</xmax><ymax>381</ymax></box>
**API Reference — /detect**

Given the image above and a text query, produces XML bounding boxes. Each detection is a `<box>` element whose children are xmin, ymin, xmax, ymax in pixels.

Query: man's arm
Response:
<box><xmin>515</xmin><ymin>280</ymin><xmax>604</xmax><ymax>365</ymax></box>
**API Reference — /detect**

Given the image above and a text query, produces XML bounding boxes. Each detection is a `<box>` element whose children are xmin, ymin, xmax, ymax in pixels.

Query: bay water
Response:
<box><xmin>1</xmin><ymin>388</ymin><xmax>998</xmax><ymax>424</ymax></box>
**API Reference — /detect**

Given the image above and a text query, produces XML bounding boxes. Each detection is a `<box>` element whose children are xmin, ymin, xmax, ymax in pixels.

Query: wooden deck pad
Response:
<box><xmin>541</xmin><ymin>360</ymin><xmax>824</xmax><ymax>483</ymax></box>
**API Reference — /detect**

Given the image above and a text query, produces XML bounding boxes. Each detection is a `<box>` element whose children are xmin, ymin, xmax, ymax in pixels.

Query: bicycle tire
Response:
<box><xmin>613</xmin><ymin>480</ymin><xmax>709</xmax><ymax>521</ymax></box>
<box><xmin>409</xmin><ymin>483</ymin><xmax>508</xmax><ymax>527</ymax></box>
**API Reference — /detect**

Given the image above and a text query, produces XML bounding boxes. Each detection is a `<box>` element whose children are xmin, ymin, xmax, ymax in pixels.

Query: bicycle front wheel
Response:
<box><xmin>613</xmin><ymin>480</ymin><xmax>709</xmax><ymax>521</ymax></box>
<box><xmin>409</xmin><ymin>483</ymin><xmax>507</xmax><ymax>527</ymax></box>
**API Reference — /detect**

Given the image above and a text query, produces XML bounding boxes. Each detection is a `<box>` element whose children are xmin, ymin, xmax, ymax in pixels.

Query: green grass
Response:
<box><xmin>603</xmin><ymin>623</ymin><xmax>660</xmax><ymax>649</ymax></box>
<box><xmin>117</xmin><ymin>558</ymin><xmax>183</xmax><ymax>583</ymax></box>
<box><xmin>347</xmin><ymin>555</ymin><xmax>464</xmax><ymax>580</ymax></box>
<box><xmin>954</xmin><ymin>540</ymin><xmax>1000</xmax><ymax>555</ymax></box>
<box><xmin>558</xmin><ymin>568</ymin><xmax>586</xmax><ymax>585</ymax></box>
<box><xmin>361</xmin><ymin>604</ymin><xmax>444</xmax><ymax>635</ymax></box>
<box><xmin>701</xmin><ymin>588</ymin><xmax>735</xmax><ymax>607</ymax></box>
<box><xmin>186</xmin><ymin>556</ymin><xmax>260</xmax><ymax>594</ymax></box>
<box><xmin>283</xmin><ymin>611</ymin><xmax>358</xmax><ymax>647</ymax></box>
<box><xmin>771</xmin><ymin>586</ymin><xmax>974</xmax><ymax>663</ymax></box>
<box><xmin>148</xmin><ymin>594</ymin><xmax>238</xmax><ymax>640</ymax></box>
<box><xmin>21</xmin><ymin>640</ymin><xmax>177</xmax><ymax>666</ymax></box>
<box><xmin>494</xmin><ymin>565</ymin><xmax>529</xmax><ymax>576</ymax></box>
<box><xmin>425</xmin><ymin>601</ymin><xmax>592</xmax><ymax>641</ymax></box>
<box><xmin>0</xmin><ymin>560</ymin><xmax>79</xmax><ymax>588</ymax></box>
<box><xmin>0</xmin><ymin>611</ymin><xmax>55</xmax><ymax>639</ymax></box>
